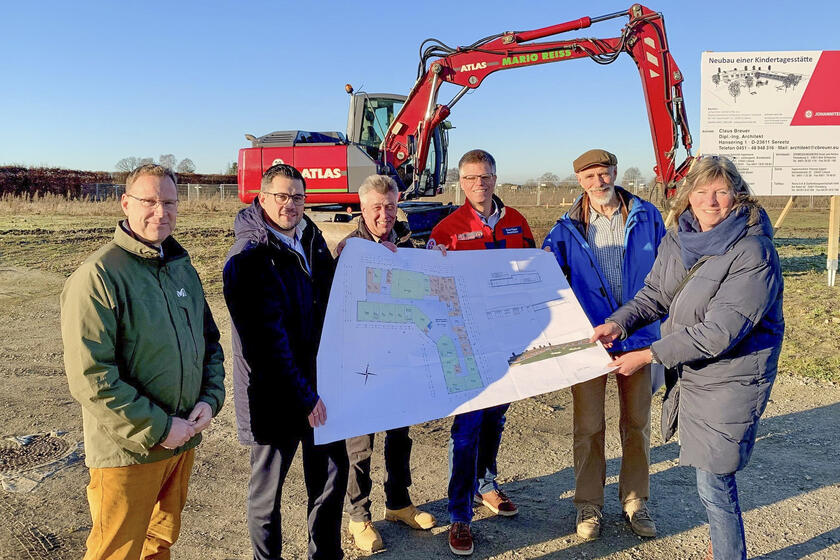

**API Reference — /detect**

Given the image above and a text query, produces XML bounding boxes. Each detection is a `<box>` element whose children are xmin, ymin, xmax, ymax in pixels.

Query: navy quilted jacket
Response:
<box><xmin>609</xmin><ymin>207</ymin><xmax>784</xmax><ymax>473</ymax></box>
<box><xmin>223</xmin><ymin>200</ymin><xmax>334</xmax><ymax>444</ymax></box>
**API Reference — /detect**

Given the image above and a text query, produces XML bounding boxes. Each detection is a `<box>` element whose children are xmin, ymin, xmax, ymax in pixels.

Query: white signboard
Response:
<box><xmin>700</xmin><ymin>50</ymin><xmax>840</xmax><ymax>195</ymax></box>
<box><xmin>314</xmin><ymin>240</ymin><xmax>613</xmax><ymax>444</ymax></box>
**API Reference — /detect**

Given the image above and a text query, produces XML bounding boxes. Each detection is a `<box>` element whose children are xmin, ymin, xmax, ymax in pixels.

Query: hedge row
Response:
<box><xmin>0</xmin><ymin>167</ymin><xmax>235</xmax><ymax>198</ymax></box>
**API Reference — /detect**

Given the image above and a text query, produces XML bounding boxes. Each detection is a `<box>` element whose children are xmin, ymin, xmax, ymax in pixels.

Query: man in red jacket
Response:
<box><xmin>428</xmin><ymin>149</ymin><xmax>535</xmax><ymax>556</ymax></box>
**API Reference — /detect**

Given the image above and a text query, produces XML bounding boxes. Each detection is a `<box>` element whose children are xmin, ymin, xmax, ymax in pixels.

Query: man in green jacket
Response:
<box><xmin>61</xmin><ymin>164</ymin><xmax>225</xmax><ymax>560</ymax></box>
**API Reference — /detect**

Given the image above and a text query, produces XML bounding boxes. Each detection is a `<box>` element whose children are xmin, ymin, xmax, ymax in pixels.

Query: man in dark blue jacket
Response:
<box><xmin>223</xmin><ymin>163</ymin><xmax>348</xmax><ymax>560</ymax></box>
<box><xmin>542</xmin><ymin>149</ymin><xmax>665</xmax><ymax>541</ymax></box>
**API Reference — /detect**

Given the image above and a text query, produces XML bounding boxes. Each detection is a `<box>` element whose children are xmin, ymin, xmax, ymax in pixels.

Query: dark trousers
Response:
<box><xmin>247</xmin><ymin>429</ymin><xmax>348</xmax><ymax>560</ymax></box>
<box><xmin>345</xmin><ymin>427</ymin><xmax>413</xmax><ymax>522</ymax></box>
<box><xmin>447</xmin><ymin>404</ymin><xmax>509</xmax><ymax>523</ymax></box>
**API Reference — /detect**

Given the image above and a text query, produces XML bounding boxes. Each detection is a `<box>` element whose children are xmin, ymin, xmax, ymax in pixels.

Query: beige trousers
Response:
<box><xmin>571</xmin><ymin>364</ymin><xmax>651</xmax><ymax>509</ymax></box>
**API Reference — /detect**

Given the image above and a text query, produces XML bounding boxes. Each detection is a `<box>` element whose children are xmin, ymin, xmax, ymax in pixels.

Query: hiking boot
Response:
<box><xmin>348</xmin><ymin>520</ymin><xmax>384</xmax><ymax>552</ymax></box>
<box><xmin>575</xmin><ymin>504</ymin><xmax>602</xmax><ymax>539</ymax></box>
<box><xmin>385</xmin><ymin>504</ymin><xmax>436</xmax><ymax>530</ymax></box>
<box><xmin>473</xmin><ymin>489</ymin><xmax>518</xmax><ymax>517</ymax></box>
<box><xmin>623</xmin><ymin>500</ymin><xmax>657</xmax><ymax>538</ymax></box>
<box><xmin>448</xmin><ymin>522</ymin><xmax>474</xmax><ymax>556</ymax></box>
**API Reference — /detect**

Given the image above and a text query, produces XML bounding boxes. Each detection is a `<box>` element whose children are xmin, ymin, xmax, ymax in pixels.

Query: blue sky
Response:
<box><xmin>1</xmin><ymin>0</ymin><xmax>837</xmax><ymax>184</ymax></box>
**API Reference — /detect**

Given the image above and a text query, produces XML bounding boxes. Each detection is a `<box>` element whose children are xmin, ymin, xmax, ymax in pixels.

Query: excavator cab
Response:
<box><xmin>349</xmin><ymin>94</ymin><xmax>401</xmax><ymax>159</ymax></box>
<box><xmin>347</xmin><ymin>92</ymin><xmax>448</xmax><ymax>198</ymax></box>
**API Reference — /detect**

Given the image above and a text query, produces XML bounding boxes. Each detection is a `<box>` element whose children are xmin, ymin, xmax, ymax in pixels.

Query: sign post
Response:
<box><xmin>828</xmin><ymin>196</ymin><xmax>839</xmax><ymax>287</ymax></box>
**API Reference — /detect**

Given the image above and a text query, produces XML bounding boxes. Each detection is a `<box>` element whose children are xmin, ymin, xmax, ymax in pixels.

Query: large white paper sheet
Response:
<box><xmin>699</xmin><ymin>50</ymin><xmax>840</xmax><ymax>195</ymax></box>
<box><xmin>314</xmin><ymin>239</ymin><xmax>613</xmax><ymax>444</ymax></box>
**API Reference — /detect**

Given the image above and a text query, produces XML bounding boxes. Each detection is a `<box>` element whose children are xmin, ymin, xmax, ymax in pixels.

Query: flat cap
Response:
<box><xmin>573</xmin><ymin>149</ymin><xmax>617</xmax><ymax>173</ymax></box>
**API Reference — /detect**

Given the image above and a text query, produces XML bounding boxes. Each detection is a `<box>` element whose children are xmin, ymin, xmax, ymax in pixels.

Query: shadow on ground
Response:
<box><xmin>365</xmin><ymin>402</ymin><xmax>840</xmax><ymax>559</ymax></box>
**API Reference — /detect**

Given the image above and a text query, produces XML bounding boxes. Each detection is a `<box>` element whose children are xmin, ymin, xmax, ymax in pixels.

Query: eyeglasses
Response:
<box><xmin>126</xmin><ymin>194</ymin><xmax>178</xmax><ymax>209</ymax></box>
<box><xmin>264</xmin><ymin>192</ymin><xmax>307</xmax><ymax>206</ymax></box>
<box><xmin>460</xmin><ymin>174</ymin><xmax>496</xmax><ymax>184</ymax></box>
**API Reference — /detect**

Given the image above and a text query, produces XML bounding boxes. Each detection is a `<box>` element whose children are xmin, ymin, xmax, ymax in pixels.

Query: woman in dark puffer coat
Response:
<box><xmin>590</xmin><ymin>156</ymin><xmax>784</xmax><ymax>560</ymax></box>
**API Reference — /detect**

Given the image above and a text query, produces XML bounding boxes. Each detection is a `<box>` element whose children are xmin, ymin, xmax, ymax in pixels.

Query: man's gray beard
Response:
<box><xmin>589</xmin><ymin>188</ymin><xmax>616</xmax><ymax>207</ymax></box>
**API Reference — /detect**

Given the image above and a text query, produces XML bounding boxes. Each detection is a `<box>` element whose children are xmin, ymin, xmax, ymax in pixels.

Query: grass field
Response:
<box><xmin>1</xmin><ymin>193</ymin><xmax>838</xmax><ymax>382</ymax></box>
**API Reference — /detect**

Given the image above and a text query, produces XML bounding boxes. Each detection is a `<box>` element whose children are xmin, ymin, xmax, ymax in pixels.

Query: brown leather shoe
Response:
<box><xmin>474</xmin><ymin>489</ymin><xmax>518</xmax><ymax>517</ymax></box>
<box><xmin>448</xmin><ymin>522</ymin><xmax>474</xmax><ymax>556</ymax></box>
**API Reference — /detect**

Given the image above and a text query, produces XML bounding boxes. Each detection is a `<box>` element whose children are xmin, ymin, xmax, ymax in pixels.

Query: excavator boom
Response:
<box><xmin>383</xmin><ymin>4</ymin><xmax>693</xmax><ymax>198</ymax></box>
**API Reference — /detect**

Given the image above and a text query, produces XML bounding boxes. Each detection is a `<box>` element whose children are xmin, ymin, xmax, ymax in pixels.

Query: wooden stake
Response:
<box><xmin>774</xmin><ymin>196</ymin><xmax>796</xmax><ymax>232</ymax></box>
<box><xmin>828</xmin><ymin>195</ymin><xmax>839</xmax><ymax>287</ymax></box>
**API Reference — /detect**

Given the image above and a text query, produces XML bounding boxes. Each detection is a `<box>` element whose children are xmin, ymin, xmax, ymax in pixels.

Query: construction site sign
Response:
<box><xmin>699</xmin><ymin>51</ymin><xmax>840</xmax><ymax>195</ymax></box>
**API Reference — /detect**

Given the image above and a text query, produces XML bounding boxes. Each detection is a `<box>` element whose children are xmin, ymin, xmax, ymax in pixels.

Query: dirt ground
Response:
<box><xmin>1</xmin><ymin>261</ymin><xmax>839</xmax><ymax>560</ymax></box>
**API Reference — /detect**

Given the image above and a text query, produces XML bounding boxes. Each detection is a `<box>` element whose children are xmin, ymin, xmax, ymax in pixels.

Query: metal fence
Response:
<box><xmin>439</xmin><ymin>183</ymin><xmax>638</xmax><ymax>207</ymax></box>
<box><xmin>81</xmin><ymin>183</ymin><xmax>125</xmax><ymax>200</ymax></box>
<box><xmin>80</xmin><ymin>181</ymin><xmax>831</xmax><ymax>209</ymax></box>
<box><xmin>80</xmin><ymin>183</ymin><xmax>239</xmax><ymax>201</ymax></box>
<box><xmin>178</xmin><ymin>184</ymin><xmax>239</xmax><ymax>201</ymax></box>
<box><xmin>438</xmin><ymin>183</ymin><xmax>830</xmax><ymax>209</ymax></box>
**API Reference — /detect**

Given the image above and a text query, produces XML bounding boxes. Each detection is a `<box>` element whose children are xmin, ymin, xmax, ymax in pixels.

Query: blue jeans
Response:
<box><xmin>696</xmin><ymin>468</ymin><xmax>747</xmax><ymax>560</ymax></box>
<box><xmin>447</xmin><ymin>404</ymin><xmax>509</xmax><ymax>523</ymax></box>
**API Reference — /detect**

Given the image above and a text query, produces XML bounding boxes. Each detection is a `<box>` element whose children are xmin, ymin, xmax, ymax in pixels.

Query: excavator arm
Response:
<box><xmin>383</xmin><ymin>4</ymin><xmax>693</xmax><ymax>198</ymax></box>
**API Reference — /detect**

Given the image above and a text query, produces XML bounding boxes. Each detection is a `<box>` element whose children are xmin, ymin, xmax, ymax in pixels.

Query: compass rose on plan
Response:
<box><xmin>354</xmin><ymin>363</ymin><xmax>378</xmax><ymax>384</ymax></box>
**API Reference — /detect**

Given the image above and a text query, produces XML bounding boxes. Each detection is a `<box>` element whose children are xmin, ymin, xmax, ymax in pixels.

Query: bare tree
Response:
<box><xmin>138</xmin><ymin>157</ymin><xmax>155</xmax><ymax>166</ymax></box>
<box><xmin>538</xmin><ymin>172</ymin><xmax>560</xmax><ymax>187</ymax></box>
<box><xmin>115</xmin><ymin>157</ymin><xmax>140</xmax><ymax>173</ymax></box>
<box><xmin>159</xmin><ymin>154</ymin><xmax>177</xmax><ymax>169</ymax></box>
<box><xmin>177</xmin><ymin>158</ymin><xmax>196</xmax><ymax>174</ymax></box>
<box><xmin>445</xmin><ymin>167</ymin><xmax>459</xmax><ymax>183</ymax></box>
<box><xmin>621</xmin><ymin>167</ymin><xmax>642</xmax><ymax>193</ymax></box>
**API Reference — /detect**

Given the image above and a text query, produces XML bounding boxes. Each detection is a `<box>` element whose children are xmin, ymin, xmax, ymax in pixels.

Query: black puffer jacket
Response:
<box><xmin>609</xmin><ymin>206</ymin><xmax>784</xmax><ymax>474</ymax></box>
<box><xmin>223</xmin><ymin>200</ymin><xmax>335</xmax><ymax>444</ymax></box>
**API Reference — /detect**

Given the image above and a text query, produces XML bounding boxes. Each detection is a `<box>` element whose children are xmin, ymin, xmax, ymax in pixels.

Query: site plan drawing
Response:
<box><xmin>315</xmin><ymin>239</ymin><xmax>614</xmax><ymax>444</ymax></box>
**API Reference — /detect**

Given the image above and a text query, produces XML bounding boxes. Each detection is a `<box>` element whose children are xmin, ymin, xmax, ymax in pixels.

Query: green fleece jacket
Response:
<box><xmin>61</xmin><ymin>223</ymin><xmax>225</xmax><ymax>468</ymax></box>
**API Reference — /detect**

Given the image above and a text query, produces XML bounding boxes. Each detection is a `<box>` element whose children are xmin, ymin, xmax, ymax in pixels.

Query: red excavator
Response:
<box><xmin>237</xmin><ymin>4</ymin><xmax>694</xmax><ymax>237</ymax></box>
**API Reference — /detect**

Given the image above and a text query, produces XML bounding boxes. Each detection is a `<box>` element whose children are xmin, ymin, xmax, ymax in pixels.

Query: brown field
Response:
<box><xmin>1</xmin><ymin>194</ymin><xmax>839</xmax><ymax>559</ymax></box>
